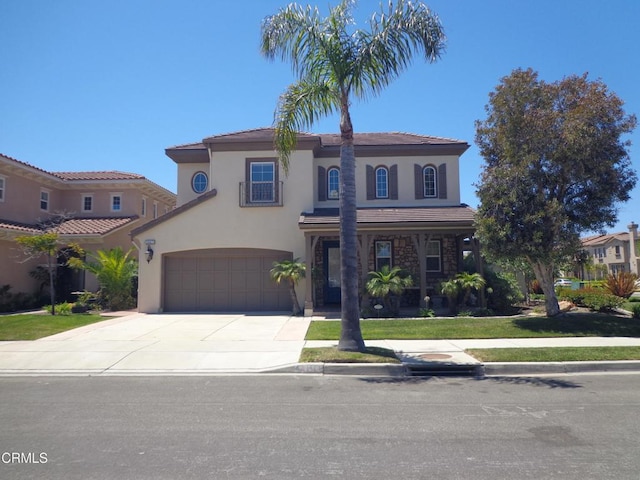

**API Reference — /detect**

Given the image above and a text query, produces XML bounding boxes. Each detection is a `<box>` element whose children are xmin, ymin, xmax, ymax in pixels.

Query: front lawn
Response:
<box><xmin>467</xmin><ymin>346</ymin><xmax>640</xmax><ymax>362</ymax></box>
<box><xmin>299</xmin><ymin>346</ymin><xmax>401</xmax><ymax>363</ymax></box>
<box><xmin>0</xmin><ymin>313</ymin><xmax>108</xmax><ymax>340</ymax></box>
<box><xmin>306</xmin><ymin>312</ymin><xmax>640</xmax><ymax>340</ymax></box>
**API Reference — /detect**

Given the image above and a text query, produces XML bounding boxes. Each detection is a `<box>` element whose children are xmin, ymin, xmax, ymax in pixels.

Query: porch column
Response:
<box><xmin>358</xmin><ymin>233</ymin><xmax>373</xmax><ymax>309</ymax></box>
<box><xmin>303</xmin><ymin>233</ymin><xmax>319</xmax><ymax>316</ymax></box>
<box><xmin>412</xmin><ymin>233</ymin><xmax>428</xmax><ymax>308</ymax></box>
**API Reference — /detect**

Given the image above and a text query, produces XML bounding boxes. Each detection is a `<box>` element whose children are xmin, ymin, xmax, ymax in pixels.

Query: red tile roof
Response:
<box><xmin>53</xmin><ymin>171</ymin><xmax>145</xmax><ymax>181</ymax></box>
<box><xmin>581</xmin><ymin>232</ymin><xmax>629</xmax><ymax>246</ymax></box>
<box><xmin>0</xmin><ymin>217</ymin><xmax>138</xmax><ymax>237</ymax></box>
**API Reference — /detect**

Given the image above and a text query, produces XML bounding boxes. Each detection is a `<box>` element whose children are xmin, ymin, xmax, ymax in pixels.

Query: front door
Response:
<box><xmin>323</xmin><ymin>241</ymin><xmax>341</xmax><ymax>304</ymax></box>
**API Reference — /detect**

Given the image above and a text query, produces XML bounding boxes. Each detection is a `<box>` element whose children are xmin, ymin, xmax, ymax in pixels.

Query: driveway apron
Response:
<box><xmin>0</xmin><ymin>313</ymin><xmax>310</xmax><ymax>375</ymax></box>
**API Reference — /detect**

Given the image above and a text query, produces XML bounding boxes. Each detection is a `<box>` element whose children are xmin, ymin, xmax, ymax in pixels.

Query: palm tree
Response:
<box><xmin>455</xmin><ymin>272</ymin><xmax>486</xmax><ymax>306</ymax></box>
<box><xmin>70</xmin><ymin>247</ymin><xmax>138</xmax><ymax>311</ymax></box>
<box><xmin>270</xmin><ymin>258</ymin><xmax>306</xmax><ymax>315</ymax></box>
<box><xmin>261</xmin><ymin>0</ymin><xmax>445</xmax><ymax>351</ymax></box>
<box><xmin>365</xmin><ymin>265</ymin><xmax>413</xmax><ymax>316</ymax></box>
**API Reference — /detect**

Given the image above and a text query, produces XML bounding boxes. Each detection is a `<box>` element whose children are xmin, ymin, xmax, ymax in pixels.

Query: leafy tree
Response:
<box><xmin>365</xmin><ymin>265</ymin><xmax>413</xmax><ymax>316</ymax></box>
<box><xmin>15</xmin><ymin>232</ymin><xmax>61</xmax><ymax>315</ymax></box>
<box><xmin>69</xmin><ymin>247</ymin><xmax>137</xmax><ymax>311</ymax></box>
<box><xmin>270</xmin><ymin>258</ymin><xmax>306</xmax><ymax>315</ymax></box>
<box><xmin>261</xmin><ymin>0</ymin><xmax>445</xmax><ymax>351</ymax></box>
<box><xmin>475</xmin><ymin>68</ymin><xmax>637</xmax><ymax>316</ymax></box>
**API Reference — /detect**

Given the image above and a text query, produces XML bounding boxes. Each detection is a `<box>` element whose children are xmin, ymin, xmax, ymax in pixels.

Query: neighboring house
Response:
<box><xmin>0</xmin><ymin>153</ymin><xmax>176</xmax><ymax>296</ymax></box>
<box><xmin>581</xmin><ymin>222</ymin><xmax>640</xmax><ymax>278</ymax></box>
<box><xmin>131</xmin><ymin>128</ymin><xmax>477</xmax><ymax>315</ymax></box>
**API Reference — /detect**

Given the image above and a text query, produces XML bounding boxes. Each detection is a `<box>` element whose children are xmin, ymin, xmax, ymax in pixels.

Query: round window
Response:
<box><xmin>191</xmin><ymin>171</ymin><xmax>208</xmax><ymax>194</ymax></box>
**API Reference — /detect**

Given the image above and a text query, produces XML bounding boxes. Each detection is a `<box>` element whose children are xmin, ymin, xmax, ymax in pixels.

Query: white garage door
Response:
<box><xmin>163</xmin><ymin>248</ymin><xmax>292</xmax><ymax>312</ymax></box>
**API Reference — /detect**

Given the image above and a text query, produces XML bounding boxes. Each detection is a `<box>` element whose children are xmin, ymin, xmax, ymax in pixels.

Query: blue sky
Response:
<box><xmin>1</xmin><ymin>0</ymin><xmax>639</xmax><ymax>233</ymax></box>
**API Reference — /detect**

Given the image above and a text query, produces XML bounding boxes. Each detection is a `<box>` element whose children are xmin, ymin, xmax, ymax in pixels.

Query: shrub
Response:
<box><xmin>605</xmin><ymin>272</ymin><xmax>637</xmax><ymax>298</ymax></box>
<box><xmin>484</xmin><ymin>270</ymin><xmax>524</xmax><ymax>314</ymax></box>
<box><xmin>529</xmin><ymin>279</ymin><xmax>543</xmax><ymax>294</ymax></box>
<box><xmin>0</xmin><ymin>284</ymin><xmax>43</xmax><ymax>313</ymax></box>
<box><xmin>559</xmin><ymin>288</ymin><xmax>624</xmax><ymax>312</ymax></box>
<box><xmin>44</xmin><ymin>301</ymin><xmax>72</xmax><ymax>315</ymax></box>
<box><xmin>632</xmin><ymin>304</ymin><xmax>640</xmax><ymax>319</ymax></box>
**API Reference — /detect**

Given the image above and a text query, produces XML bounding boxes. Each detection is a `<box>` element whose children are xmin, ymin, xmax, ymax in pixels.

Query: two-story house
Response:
<box><xmin>131</xmin><ymin>128</ymin><xmax>477</xmax><ymax>315</ymax></box>
<box><xmin>0</xmin><ymin>153</ymin><xmax>176</xmax><ymax>296</ymax></box>
<box><xmin>581</xmin><ymin>222</ymin><xmax>640</xmax><ymax>278</ymax></box>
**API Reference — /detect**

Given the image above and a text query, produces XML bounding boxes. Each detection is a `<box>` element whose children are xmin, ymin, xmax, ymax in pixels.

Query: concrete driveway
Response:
<box><xmin>0</xmin><ymin>313</ymin><xmax>310</xmax><ymax>375</ymax></box>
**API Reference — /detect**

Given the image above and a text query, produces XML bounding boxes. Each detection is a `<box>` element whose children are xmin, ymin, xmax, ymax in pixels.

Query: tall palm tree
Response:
<box><xmin>270</xmin><ymin>258</ymin><xmax>306</xmax><ymax>315</ymax></box>
<box><xmin>261</xmin><ymin>0</ymin><xmax>445</xmax><ymax>351</ymax></box>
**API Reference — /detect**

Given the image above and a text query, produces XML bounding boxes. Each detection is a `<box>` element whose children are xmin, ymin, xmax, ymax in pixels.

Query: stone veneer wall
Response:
<box><xmin>312</xmin><ymin>233</ymin><xmax>461</xmax><ymax>308</ymax></box>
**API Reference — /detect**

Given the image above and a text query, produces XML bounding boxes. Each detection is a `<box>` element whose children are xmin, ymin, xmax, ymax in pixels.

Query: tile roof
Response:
<box><xmin>581</xmin><ymin>232</ymin><xmax>629</xmax><ymax>246</ymax></box>
<box><xmin>0</xmin><ymin>217</ymin><xmax>137</xmax><ymax>236</ymax></box>
<box><xmin>0</xmin><ymin>219</ymin><xmax>41</xmax><ymax>234</ymax></box>
<box><xmin>53</xmin><ymin>171</ymin><xmax>145</xmax><ymax>181</ymax></box>
<box><xmin>299</xmin><ymin>206</ymin><xmax>476</xmax><ymax>227</ymax></box>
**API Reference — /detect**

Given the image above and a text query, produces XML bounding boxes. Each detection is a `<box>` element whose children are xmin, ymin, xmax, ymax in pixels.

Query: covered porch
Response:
<box><xmin>298</xmin><ymin>206</ymin><xmax>480</xmax><ymax>316</ymax></box>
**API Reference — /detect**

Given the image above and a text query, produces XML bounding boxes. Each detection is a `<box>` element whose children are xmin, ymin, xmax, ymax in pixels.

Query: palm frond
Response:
<box><xmin>274</xmin><ymin>80</ymin><xmax>340</xmax><ymax>172</ymax></box>
<box><xmin>351</xmin><ymin>0</ymin><xmax>445</xmax><ymax>99</ymax></box>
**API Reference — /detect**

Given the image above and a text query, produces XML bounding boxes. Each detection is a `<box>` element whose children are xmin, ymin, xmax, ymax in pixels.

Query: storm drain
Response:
<box><xmin>405</xmin><ymin>353</ymin><xmax>483</xmax><ymax>377</ymax></box>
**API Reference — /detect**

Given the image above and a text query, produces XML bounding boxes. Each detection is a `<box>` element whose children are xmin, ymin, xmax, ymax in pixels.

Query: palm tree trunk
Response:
<box><xmin>289</xmin><ymin>279</ymin><xmax>301</xmax><ymax>316</ymax></box>
<box><xmin>337</xmin><ymin>97</ymin><xmax>365</xmax><ymax>352</ymax></box>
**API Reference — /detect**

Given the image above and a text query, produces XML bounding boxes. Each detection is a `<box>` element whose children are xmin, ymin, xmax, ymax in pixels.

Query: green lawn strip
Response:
<box><xmin>306</xmin><ymin>313</ymin><xmax>640</xmax><ymax>340</ymax></box>
<box><xmin>299</xmin><ymin>346</ymin><xmax>401</xmax><ymax>364</ymax></box>
<box><xmin>466</xmin><ymin>346</ymin><xmax>640</xmax><ymax>363</ymax></box>
<box><xmin>0</xmin><ymin>313</ymin><xmax>108</xmax><ymax>340</ymax></box>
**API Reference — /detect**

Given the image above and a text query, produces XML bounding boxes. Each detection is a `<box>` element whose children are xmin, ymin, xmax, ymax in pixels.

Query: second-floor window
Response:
<box><xmin>327</xmin><ymin>167</ymin><xmax>339</xmax><ymax>200</ymax></box>
<box><xmin>250</xmin><ymin>162</ymin><xmax>275</xmax><ymax>202</ymax></box>
<box><xmin>40</xmin><ymin>190</ymin><xmax>50</xmax><ymax>211</ymax></box>
<box><xmin>111</xmin><ymin>194</ymin><xmax>122</xmax><ymax>212</ymax></box>
<box><xmin>82</xmin><ymin>194</ymin><xmax>93</xmax><ymax>212</ymax></box>
<box><xmin>423</xmin><ymin>166</ymin><xmax>437</xmax><ymax>197</ymax></box>
<box><xmin>192</xmin><ymin>171</ymin><xmax>208</xmax><ymax>194</ymax></box>
<box><xmin>0</xmin><ymin>176</ymin><xmax>5</xmax><ymax>202</ymax></box>
<box><xmin>375</xmin><ymin>167</ymin><xmax>389</xmax><ymax>198</ymax></box>
<box><xmin>141</xmin><ymin>197</ymin><xmax>147</xmax><ymax>217</ymax></box>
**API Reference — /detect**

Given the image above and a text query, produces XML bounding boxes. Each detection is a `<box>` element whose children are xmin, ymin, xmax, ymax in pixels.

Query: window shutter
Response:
<box><xmin>390</xmin><ymin>164</ymin><xmax>398</xmax><ymax>200</ymax></box>
<box><xmin>438</xmin><ymin>163</ymin><xmax>447</xmax><ymax>199</ymax></box>
<box><xmin>274</xmin><ymin>161</ymin><xmax>280</xmax><ymax>203</ymax></box>
<box><xmin>366</xmin><ymin>165</ymin><xmax>375</xmax><ymax>200</ymax></box>
<box><xmin>245</xmin><ymin>158</ymin><xmax>251</xmax><ymax>204</ymax></box>
<box><xmin>318</xmin><ymin>166</ymin><xmax>326</xmax><ymax>202</ymax></box>
<box><xmin>414</xmin><ymin>164</ymin><xmax>423</xmax><ymax>199</ymax></box>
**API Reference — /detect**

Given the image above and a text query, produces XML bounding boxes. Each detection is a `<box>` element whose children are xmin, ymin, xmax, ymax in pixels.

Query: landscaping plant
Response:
<box><xmin>270</xmin><ymin>258</ymin><xmax>306</xmax><ymax>315</ymax></box>
<box><xmin>365</xmin><ymin>265</ymin><xmax>413</xmax><ymax>316</ymax></box>
<box><xmin>604</xmin><ymin>271</ymin><xmax>637</xmax><ymax>298</ymax></box>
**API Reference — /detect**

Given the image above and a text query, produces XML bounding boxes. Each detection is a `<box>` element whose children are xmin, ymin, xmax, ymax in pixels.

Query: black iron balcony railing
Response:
<box><xmin>239</xmin><ymin>181</ymin><xmax>283</xmax><ymax>207</ymax></box>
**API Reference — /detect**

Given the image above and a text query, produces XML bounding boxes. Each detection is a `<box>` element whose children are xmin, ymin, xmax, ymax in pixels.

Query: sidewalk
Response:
<box><xmin>0</xmin><ymin>312</ymin><xmax>639</xmax><ymax>376</ymax></box>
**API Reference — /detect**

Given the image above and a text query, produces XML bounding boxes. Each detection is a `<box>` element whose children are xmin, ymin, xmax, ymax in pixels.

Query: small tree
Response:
<box><xmin>70</xmin><ymin>247</ymin><xmax>137</xmax><ymax>311</ymax></box>
<box><xmin>15</xmin><ymin>232</ymin><xmax>61</xmax><ymax>315</ymax></box>
<box><xmin>365</xmin><ymin>265</ymin><xmax>413</xmax><ymax>316</ymax></box>
<box><xmin>475</xmin><ymin>68</ymin><xmax>637</xmax><ymax>316</ymax></box>
<box><xmin>440</xmin><ymin>279</ymin><xmax>461</xmax><ymax>315</ymax></box>
<box><xmin>455</xmin><ymin>272</ymin><xmax>486</xmax><ymax>306</ymax></box>
<box><xmin>270</xmin><ymin>258</ymin><xmax>306</xmax><ymax>316</ymax></box>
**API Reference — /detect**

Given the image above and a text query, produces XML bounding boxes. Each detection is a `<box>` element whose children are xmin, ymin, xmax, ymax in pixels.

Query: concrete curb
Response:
<box><xmin>481</xmin><ymin>360</ymin><xmax>640</xmax><ymax>376</ymax></box>
<box><xmin>269</xmin><ymin>362</ymin><xmax>407</xmax><ymax>376</ymax></box>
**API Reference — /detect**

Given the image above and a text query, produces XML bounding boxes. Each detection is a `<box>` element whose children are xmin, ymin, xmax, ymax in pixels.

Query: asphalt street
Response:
<box><xmin>1</xmin><ymin>373</ymin><xmax>639</xmax><ymax>479</ymax></box>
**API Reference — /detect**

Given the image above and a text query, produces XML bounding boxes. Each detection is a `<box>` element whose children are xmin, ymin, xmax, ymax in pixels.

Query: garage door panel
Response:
<box><xmin>163</xmin><ymin>249</ymin><xmax>292</xmax><ymax>312</ymax></box>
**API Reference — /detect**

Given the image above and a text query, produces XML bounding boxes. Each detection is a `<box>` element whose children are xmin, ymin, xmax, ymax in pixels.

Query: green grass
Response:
<box><xmin>467</xmin><ymin>346</ymin><xmax>640</xmax><ymax>362</ymax></box>
<box><xmin>0</xmin><ymin>313</ymin><xmax>108</xmax><ymax>340</ymax></box>
<box><xmin>299</xmin><ymin>346</ymin><xmax>400</xmax><ymax>363</ymax></box>
<box><xmin>306</xmin><ymin>313</ymin><xmax>640</xmax><ymax>340</ymax></box>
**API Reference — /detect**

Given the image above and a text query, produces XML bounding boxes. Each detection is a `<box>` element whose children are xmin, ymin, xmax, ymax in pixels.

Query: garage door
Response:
<box><xmin>163</xmin><ymin>248</ymin><xmax>293</xmax><ymax>312</ymax></box>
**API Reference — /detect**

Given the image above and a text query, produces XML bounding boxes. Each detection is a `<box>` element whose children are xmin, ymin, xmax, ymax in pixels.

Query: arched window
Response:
<box><xmin>375</xmin><ymin>167</ymin><xmax>389</xmax><ymax>198</ymax></box>
<box><xmin>423</xmin><ymin>166</ymin><xmax>437</xmax><ymax>198</ymax></box>
<box><xmin>192</xmin><ymin>171</ymin><xmax>208</xmax><ymax>194</ymax></box>
<box><xmin>327</xmin><ymin>167</ymin><xmax>339</xmax><ymax>199</ymax></box>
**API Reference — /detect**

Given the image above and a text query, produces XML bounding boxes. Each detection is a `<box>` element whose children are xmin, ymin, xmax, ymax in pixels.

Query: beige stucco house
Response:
<box><xmin>0</xmin><ymin>153</ymin><xmax>176</xmax><ymax>297</ymax></box>
<box><xmin>581</xmin><ymin>222</ymin><xmax>640</xmax><ymax>278</ymax></box>
<box><xmin>131</xmin><ymin>128</ymin><xmax>477</xmax><ymax>315</ymax></box>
